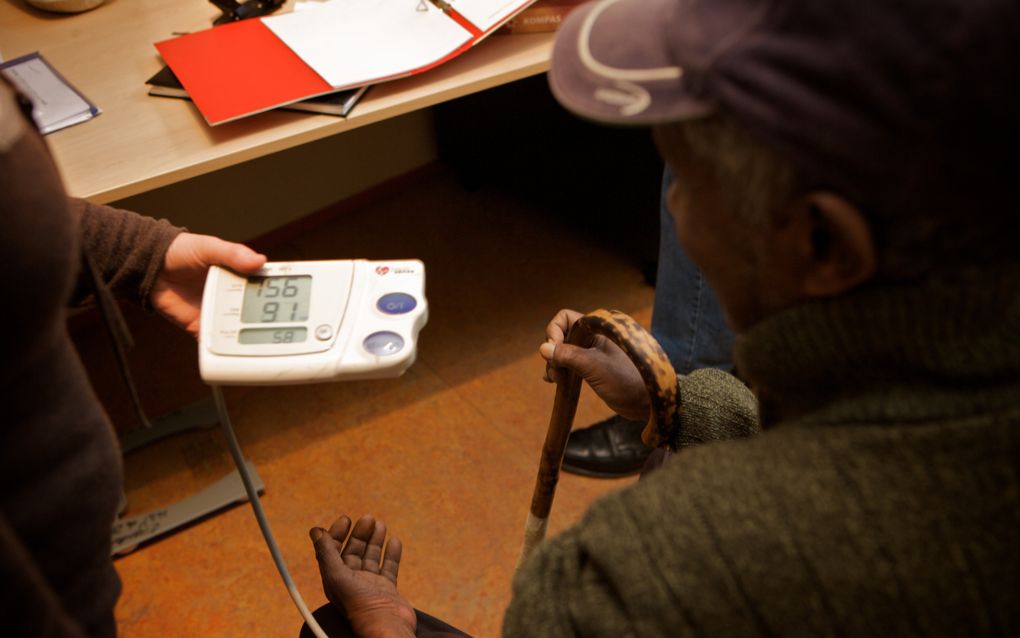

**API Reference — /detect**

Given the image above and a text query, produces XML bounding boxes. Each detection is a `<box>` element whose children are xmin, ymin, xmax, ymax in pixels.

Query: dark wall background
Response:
<box><xmin>434</xmin><ymin>73</ymin><xmax>664</xmax><ymax>278</ymax></box>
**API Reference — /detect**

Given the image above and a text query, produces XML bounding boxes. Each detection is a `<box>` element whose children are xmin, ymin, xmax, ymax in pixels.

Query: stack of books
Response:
<box><xmin>498</xmin><ymin>0</ymin><xmax>587</xmax><ymax>34</ymax></box>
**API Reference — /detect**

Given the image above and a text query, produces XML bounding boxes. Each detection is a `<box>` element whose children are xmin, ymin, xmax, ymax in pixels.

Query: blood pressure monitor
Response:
<box><xmin>199</xmin><ymin>259</ymin><xmax>427</xmax><ymax>385</ymax></box>
<box><xmin>194</xmin><ymin>259</ymin><xmax>427</xmax><ymax>638</ymax></box>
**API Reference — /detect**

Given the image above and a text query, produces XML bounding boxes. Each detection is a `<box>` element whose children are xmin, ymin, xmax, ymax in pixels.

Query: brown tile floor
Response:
<box><xmin>82</xmin><ymin>167</ymin><xmax>657</xmax><ymax>637</ymax></box>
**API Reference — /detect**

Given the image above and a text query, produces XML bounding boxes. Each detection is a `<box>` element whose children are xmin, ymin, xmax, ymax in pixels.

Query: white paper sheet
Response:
<box><xmin>264</xmin><ymin>0</ymin><xmax>473</xmax><ymax>89</ymax></box>
<box><xmin>451</xmin><ymin>0</ymin><xmax>531</xmax><ymax>33</ymax></box>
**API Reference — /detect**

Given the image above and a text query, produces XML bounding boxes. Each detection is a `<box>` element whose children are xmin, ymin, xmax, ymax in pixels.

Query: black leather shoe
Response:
<box><xmin>561</xmin><ymin>415</ymin><xmax>652</xmax><ymax>478</ymax></box>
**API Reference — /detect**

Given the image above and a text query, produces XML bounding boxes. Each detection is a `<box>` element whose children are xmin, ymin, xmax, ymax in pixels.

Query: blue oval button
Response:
<box><xmin>377</xmin><ymin>293</ymin><xmax>417</xmax><ymax>315</ymax></box>
<box><xmin>363</xmin><ymin>331</ymin><xmax>405</xmax><ymax>356</ymax></box>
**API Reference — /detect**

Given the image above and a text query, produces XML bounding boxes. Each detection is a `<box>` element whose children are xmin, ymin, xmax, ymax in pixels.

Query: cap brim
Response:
<box><xmin>549</xmin><ymin>0</ymin><xmax>714</xmax><ymax>126</ymax></box>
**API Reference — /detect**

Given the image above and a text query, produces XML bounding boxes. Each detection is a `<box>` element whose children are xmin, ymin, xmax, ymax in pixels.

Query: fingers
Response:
<box><xmin>325</xmin><ymin>514</ymin><xmax>395</xmax><ymax>575</ymax></box>
<box><xmin>544</xmin><ymin>308</ymin><xmax>583</xmax><ymax>344</ymax></box>
<box><xmin>310</xmin><ymin>525</ymin><xmax>345</xmax><ymax>578</ymax></box>
<box><xmin>542</xmin><ymin>309</ymin><xmax>584</xmax><ymax>383</ymax></box>
<box><xmin>164</xmin><ymin>232</ymin><xmax>266</xmax><ymax>274</ymax></box>
<box><xmin>217</xmin><ymin>239</ymin><xmax>267</xmax><ymax>274</ymax></box>
<box><xmin>357</xmin><ymin>519</ymin><xmax>388</xmax><ymax>575</ymax></box>
<box><xmin>340</xmin><ymin>515</ymin><xmax>372</xmax><ymax>570</ymax></box>
<box><xmin>310</xmin><ymin>516</ymin><xmax>411</xmax><ymax>635</ymax></box>
<box><xmin>327</xmin><ymin>515</ymin><xmax>353</xmax><ymax>543</ymax></box>
<box><xmin>539</xmin><ymin>341</ymin><xmax>574</xmax><ymax>385</ymax></box>
<box><xmin>314</xmin><ymin>514</ymin><xmax>402</xmax><ymax>583</ymax></box>
<box><xmin>539</xmin><ymin>341</ymin><xmax>557</xmax><ymax>383</ymax></box>
<box><xmin>380</xmin><ymin>536</ymin><xmax>402</xmax><ymax>585</ymax></box>
<box><xmin>199</xmin><ymin>234</ymin><xmax>265</xmax><ymax>273</ymax></box>
<box><xmin>541</xmin><ymin>336</ymin><xmax>604</xmax><ymax>384</ymax></box>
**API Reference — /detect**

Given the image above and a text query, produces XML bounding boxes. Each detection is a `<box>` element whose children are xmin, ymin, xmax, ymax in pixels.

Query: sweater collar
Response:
<box><xmin>733</xmin><ymin>264</ymin><xmax>1020</xmax><ymax>427</ymax></box>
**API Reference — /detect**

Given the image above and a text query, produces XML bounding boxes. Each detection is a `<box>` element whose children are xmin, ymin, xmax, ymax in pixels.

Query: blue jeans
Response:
<box><xmin>650</xmin><ymin>168</ymin><xmax>734</xmax><ymax>374</ymax></box>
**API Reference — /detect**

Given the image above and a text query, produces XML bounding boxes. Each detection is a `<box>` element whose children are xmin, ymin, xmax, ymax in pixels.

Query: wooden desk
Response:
<box><xmin>0</xmin><ymin>0</ymin><xmax>554</xmax><ymax>203</ymax></box>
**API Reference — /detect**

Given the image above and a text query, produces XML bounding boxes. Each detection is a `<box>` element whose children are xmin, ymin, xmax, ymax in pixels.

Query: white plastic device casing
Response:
<box><xmin>199</xmin><ymin>259</ymin><xmax>427</xmax><ymax>385</ymax></box>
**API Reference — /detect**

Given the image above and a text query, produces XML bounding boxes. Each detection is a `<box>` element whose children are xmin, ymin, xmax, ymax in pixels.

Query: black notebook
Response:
<box><xmin>145</xmin><ymin>65</ymin><xmax>368</xmax><ymax>117</ymax></box>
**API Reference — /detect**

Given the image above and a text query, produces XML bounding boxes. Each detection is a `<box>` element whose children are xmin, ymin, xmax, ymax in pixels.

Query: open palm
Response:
<box><xmin>311</xmin><ymin>515</ymin><xmax>417</xmax><ymax>638</ymax></box>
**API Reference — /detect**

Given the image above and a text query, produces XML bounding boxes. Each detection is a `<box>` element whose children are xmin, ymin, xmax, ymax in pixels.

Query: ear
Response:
<box><xmin>791</xmin><ymin>192</ymin><xmax>877</xmax><ymax>297</ymax></box>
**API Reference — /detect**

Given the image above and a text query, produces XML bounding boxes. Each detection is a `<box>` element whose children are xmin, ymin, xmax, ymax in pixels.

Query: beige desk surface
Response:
<box><xmin>0</xmin><ymin>0</ymin><xmax>554</xmax><ymax>203</ymax></box>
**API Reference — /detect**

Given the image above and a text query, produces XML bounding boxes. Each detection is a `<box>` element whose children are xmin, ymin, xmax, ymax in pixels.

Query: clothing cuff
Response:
<box><xmin>671</xmin><ymin>368</ymin><xmax>761</xmax><ymax>449</ymax></box>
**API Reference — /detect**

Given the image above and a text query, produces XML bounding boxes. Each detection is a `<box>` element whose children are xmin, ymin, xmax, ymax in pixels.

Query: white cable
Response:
<box><xmin>211</xmin><ymin>385</ymin><xmax>330</xmax><ymax>638</ymax></box>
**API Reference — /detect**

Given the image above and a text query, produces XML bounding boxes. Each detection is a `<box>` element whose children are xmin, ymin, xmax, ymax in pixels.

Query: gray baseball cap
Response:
<box><xmin>549</xmin><ymin>0</ymin><xmax>1017</xmax><ymax>217</ymax></box>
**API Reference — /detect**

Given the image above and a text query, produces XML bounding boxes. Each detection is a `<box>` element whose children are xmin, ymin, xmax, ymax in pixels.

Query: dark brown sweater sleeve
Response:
<box><xmin>0</xmin><ymin>514</ymin><xmax>89</xmax><ymax>638</ymax></box>
<box><xmin>70</xmin><ymin>198</ymin><xmax>183</xmax><ymax>309</ymax></box>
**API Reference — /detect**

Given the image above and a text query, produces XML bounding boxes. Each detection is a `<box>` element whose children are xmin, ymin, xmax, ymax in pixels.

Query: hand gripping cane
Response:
<box><xmin>516</xmin><ymin>309</ymin><xmax>679</xmax><ymax>571</ymax></box>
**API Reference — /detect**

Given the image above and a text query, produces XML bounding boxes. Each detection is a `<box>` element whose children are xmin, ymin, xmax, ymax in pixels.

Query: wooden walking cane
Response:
<box><xmin>516</xmin><ymin>309</ymin><xmax>679</xmax><ymax>571</ymax></box>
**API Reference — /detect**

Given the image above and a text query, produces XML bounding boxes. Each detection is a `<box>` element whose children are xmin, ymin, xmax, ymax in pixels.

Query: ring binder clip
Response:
<box><xmin>428</xmin><ymin>0</ymin><xmax>453</xmax><ymax>14</ymax></box>
<box><xmin>210</xmin><ymin>0</ymin><xmax>285</xmax><ymax>26</ymax></box>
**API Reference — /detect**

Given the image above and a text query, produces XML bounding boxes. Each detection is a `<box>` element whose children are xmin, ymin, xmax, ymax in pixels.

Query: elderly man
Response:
<box><xmin>307</xmin><ymin>0</ymin><xmax>1019</xmax><ymax>635</ymax></box>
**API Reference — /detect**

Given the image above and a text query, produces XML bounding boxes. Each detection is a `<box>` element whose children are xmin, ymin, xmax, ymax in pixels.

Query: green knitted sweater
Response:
<box><xmin>504</xmin><ymin>266</ymin><xmax>1019</xmax><ymax>637</ymax></box>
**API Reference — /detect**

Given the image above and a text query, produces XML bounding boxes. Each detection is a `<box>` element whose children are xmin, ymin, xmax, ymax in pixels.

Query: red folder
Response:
<box><xmin>155</xmin><ymin>0</ymin><xmax>537</xmax><ymax>126</ymax></box>
<box><xmin>155</xmin><ymin>20</ymin><xmax>334</xmax><ymax>125</ymax></box>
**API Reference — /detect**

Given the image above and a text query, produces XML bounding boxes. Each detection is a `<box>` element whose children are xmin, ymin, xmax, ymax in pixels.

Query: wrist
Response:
<box><xmin>348</xmin><ymin>616</ymin><xmax>416</xmax><ymax>638</ymax></box>
<box><xmin>346</xmin><ymin>606</ymin><xmax>417</xmax><ymax>638</ymax></box>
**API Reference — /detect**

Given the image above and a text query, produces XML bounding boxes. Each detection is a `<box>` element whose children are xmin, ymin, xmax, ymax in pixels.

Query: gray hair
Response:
<box><xmin>660</xmin><ymin>115</ymin><xmax>799</xmax><ymax>229</ymax></box>
<box><xmin>658</xmin><ymin>114</ymin><xmax>1013</xmax><ymax>281</ymax></box>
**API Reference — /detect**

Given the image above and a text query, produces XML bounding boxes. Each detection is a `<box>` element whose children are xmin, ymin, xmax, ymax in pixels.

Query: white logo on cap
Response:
<box><xmin>579</xmin><ymin>0</ymin><xmax>682</xmax><ymax>117</ymax></box>
<box><xmin>595</xmin><ymin>81</ymin><xmax>651</xmax><ymax>116</ymax></box>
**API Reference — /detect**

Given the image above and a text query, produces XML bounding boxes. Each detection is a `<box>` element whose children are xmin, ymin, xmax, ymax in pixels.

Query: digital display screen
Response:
<box><xmin>241</xmin><ymin>276</ymin><xmax>312</xmax><ymax>323</ymax></box>
<box><xmin>238</xmin><ymin>327</ymin><xmax>308</xmax><ymax>345</ymax></box>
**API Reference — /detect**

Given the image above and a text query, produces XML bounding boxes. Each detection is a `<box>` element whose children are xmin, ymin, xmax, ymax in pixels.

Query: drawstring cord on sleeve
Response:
<box><xmin>82</xmin><ymin>249</ymin><xmax>152</xmax><ymax>429</ymax></box>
